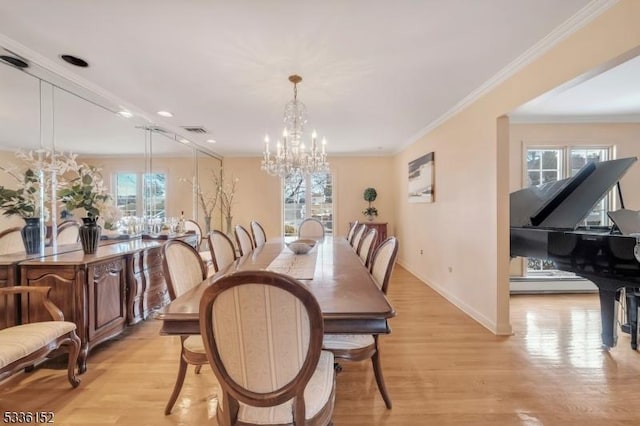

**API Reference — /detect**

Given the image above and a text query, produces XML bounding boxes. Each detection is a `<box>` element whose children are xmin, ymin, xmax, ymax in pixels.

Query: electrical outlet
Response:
<box><xmin>420</xmin><ymin>249</ymin><xmax>423</xmax><ymax>255</ymax></box>
<box><xmin>448</xmin><ymin>266</ymin><xmax>453</xmax><ymax>273</ymax></box>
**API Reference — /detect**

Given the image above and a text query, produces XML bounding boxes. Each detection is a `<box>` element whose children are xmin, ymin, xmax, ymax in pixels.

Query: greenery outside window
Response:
<box><xmin>283</xmin><ymin>172</ymin><xmax>333</xmax><ymax>236</ymax></box>
<box><xmin>114</xmin><ymin>172</ymin><xmax>167</xmax><ymax>219</ymax></box>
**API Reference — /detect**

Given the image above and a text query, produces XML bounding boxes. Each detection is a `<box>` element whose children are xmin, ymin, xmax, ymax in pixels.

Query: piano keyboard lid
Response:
<box><xmin>511</xmin><ymin>157</ymin><xmax>637</xmax><ymax>230</ymax></box>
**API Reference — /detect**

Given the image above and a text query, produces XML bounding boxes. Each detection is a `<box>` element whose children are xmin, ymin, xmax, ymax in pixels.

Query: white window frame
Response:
<box><xmin>521</xmin><ymin>143</ymin><xmax>615</xmax><ymax>277</ymax></box>
<box><xmin>282</xmin><ymin>171</ymin><xmax>334</xmax><ymax>236</ymax></box>
<box><xmin>112</xmin><ymin>170</ymin><xmax>168</xmax><ymax>218</ymax></box>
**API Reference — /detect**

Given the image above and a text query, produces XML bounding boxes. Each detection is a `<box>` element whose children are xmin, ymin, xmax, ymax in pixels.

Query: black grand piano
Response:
<box><xmin>510</xmin><ymin>156</ymin><xmax>640</xmax><ymax>349</ymax></box>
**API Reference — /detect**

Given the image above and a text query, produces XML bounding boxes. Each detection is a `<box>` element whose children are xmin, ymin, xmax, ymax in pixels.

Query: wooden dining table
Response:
<box><xmin>156</xmin><ymin>236</ymin><xmax>395</xmax><ymax>336</ymax></box>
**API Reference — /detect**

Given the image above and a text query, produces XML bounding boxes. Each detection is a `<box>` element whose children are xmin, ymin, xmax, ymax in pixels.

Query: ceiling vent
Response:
<box><xmin>182</xmin><ymin>126</ymin><xmax>208</xmax><ymax>134</ymax></box>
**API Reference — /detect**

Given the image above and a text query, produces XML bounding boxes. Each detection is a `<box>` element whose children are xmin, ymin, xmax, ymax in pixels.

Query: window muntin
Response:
<box><xmin>283</xmin><ymin>172</ymin><xmax>333</xmax><ymax>236</ymax></box>
<box><xmin>525</xmin><ymin>146</ymin><xmax>612</xmax><ymax>275</ymax></box>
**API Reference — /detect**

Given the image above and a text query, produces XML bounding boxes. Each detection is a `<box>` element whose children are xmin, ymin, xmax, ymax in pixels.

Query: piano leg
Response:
<box><xmin>597</xmin><ymin>288</ymin><xmax>618</xmax><ymax>349</ymax></box>
<box><xmin>626</xmin><ymin>288</ymin><xmax>638</xmax><ymax>350</ymax></box>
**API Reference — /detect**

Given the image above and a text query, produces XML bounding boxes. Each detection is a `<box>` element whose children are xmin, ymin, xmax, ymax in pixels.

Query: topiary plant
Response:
<box><xmin>362</xmin><ymin>187</ymin><xmax>378</xmax><ymax>219</ymax></box>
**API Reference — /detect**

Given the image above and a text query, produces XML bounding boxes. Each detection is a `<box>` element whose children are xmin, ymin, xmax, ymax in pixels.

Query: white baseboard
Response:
<box><xmin>510</xmin><ymin>278</ymin><xmax>597</xmax><ymax>293</ymax></box>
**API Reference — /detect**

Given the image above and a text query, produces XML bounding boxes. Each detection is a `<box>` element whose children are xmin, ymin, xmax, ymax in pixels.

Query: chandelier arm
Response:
<box><xmin>262</xmin><ymin>74</ymin><xmax>329</xmax><ymax>178</ymax></box>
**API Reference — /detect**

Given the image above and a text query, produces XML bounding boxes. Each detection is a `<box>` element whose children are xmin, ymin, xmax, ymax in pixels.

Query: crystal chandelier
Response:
<box><xmin>261</xmin><ymin>75</ymin><xmax>329</xmax><ymax>177</ymax></box>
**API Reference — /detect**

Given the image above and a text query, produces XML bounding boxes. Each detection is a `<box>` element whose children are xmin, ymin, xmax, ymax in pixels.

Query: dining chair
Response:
<box><xmin>0</xmin><ymin>227</ymin><xmax>24</xmax><ymax>255</ymax></box>
<box><xmin>184</xmin><ymin>219</ymin><xmax>213</xmax><ymax>272</ymax></box>
<box><xmin>57</xmin><ymin>220</ymin><xmax>80</xmax><ymax>245</ymax></box>
<box><xmin>350</xmin><ymin>223</ymin><xmax>367</xmax><ymax>250</ymax></box>
<box><xmin>356</xmin><ymin>228</ymin><xmax>378</xmax><ymax>268</ymax></box>
<box><xmin>184</xmin><ymin>219</ymin><xmax>203</xmax><ymax>247</ymax></box>
<box><xmin>250</xmin><ymin>220</ymin><xmax>267</xmax><ymax>247</ymax></box>
<box><xmin>298</xmin><ymin>218</ymin><xmax>324</xmax><ymax>239</ymax></box>
<box><xmin>207</xmin><ymin>230</ymin><xmax>237</xmax><ymax>273</ymax></box>
<box><xmin>234</xmin><ymin>225</ymin><xmax>254</xmax><ymax>257</ymax></box>
<box><xmin>199</xmin><ymin>270</ymin><xmax>336</xmax><ymax>426</ymax></box>
<box><xmin>161</xmin><ymin>239</ymin><xmax>209</xmax><ymax>415</ymax></box>
<box><xmin>346</xmin><ymin>221</ymin><xmax>359</xmax><ymax>243</ymax></box>
<box><xmin>322</xmin><ymin>236</ymin><xmax>399</xmax><ymax>409</ymax></box>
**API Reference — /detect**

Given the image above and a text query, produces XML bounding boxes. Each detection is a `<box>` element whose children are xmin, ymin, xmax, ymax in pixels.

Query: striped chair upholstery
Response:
<box><xmin>0</xmin><ymin>286</ymin><xmax>80</xmax><ymax>388</ymax></box>
<box><xmin>161</xmin><ymin>240</ymin><xmax>209</xmax><ymax>415</ymax></box>
<box><xmin>200</xmin><ymin>271</ymin><xmax>335</xmax><ymax>425</ymax></box>
<box><xmin>250</xmin><ymin>220</ymin><xmax>267</xmax><ymax>247</ymax></box>
<box><xmin>208</xmin><ymin>230</ymin><xmax>237</xmax><ymax>273</ymax></box>
<box><xmin>322</xmin><ymin>236</ymin><xmax>398</xmax><ymax>409</ymax></box>
<box><xmin>350</xmin><ymin>223</ymin><xmax>367</xmax><ymax>250</ymax></box>
<box><xmin>357</xmin><ymin>228</ymin><xmax>378</xmax><ymax>268</ymax></box>
<box><xmin>234</xmin><ymin>225</ymin><xmax>254</xmax><ymax>257</ymax></box>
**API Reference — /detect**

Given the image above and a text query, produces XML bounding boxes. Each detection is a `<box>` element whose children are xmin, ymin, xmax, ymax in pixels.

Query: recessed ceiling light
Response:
<box><xmin>157</xmin><ymin>111</ymin><xmax>173</xmax><ymax>117</ymax></box>
<box><xmin>0</xmin><ymin>55</ymin><xmax>29</xmax><ymax>68</ymax></box>
<box><xmin>117</xmin><ymin>110</ymin><xmax>133</xmax><ymax>118</ymax></box>
<box><xmin>60</xmin><ymin>54</ymin><xmax>89</xmax><ymax>67</ymax></box>
<box><xmin>179</xmin><ymin>138</ymin><xmax>190</xmax><ymax>144</ymax></box>
<box><xmin>206</xmin><ymin>139</ymin><xmax>216</xmax><ymax>144</ymax></box>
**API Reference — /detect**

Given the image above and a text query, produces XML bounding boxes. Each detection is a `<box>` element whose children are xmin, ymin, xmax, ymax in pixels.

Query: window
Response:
<box><xmin>115</xmin><ymin>173</ymin><xmax>138</xmax><ymax>217</ymax></box>
<box><xmin>525</xmin><ymin>146</ymin><xmax>611</xmax><ymax>275</ymax></box>
<box><xmin>114</xmin><ymin>172</ymin><xmax>166</xmax><ymax>218</ymax></box>
<box><xmin>283</xmin><ymin>172</ymin><xmax>333</xmax><ymax>236</ymax></box>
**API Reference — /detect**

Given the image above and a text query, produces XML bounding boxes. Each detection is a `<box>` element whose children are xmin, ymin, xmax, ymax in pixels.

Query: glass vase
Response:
<box><xmin>225</xmin><ymin>215</ymin><xmax>233</xmax><ymax>237</ymax></box>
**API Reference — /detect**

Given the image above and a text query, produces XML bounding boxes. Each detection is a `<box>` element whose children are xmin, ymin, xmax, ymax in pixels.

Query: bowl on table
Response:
<box><xmin>286</xmin><ymin>239</ymin><xmax>317</xmax><ymax>255</ymax></box>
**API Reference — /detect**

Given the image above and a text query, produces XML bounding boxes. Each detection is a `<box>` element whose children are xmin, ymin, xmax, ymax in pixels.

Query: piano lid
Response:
<box><xmin>510</xmin><ymin>157</ymin><xmax>637</xmax><ymax>229</ymax></box>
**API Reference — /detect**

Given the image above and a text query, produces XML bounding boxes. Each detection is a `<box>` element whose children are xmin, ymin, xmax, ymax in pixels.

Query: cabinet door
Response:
<box><xmin>88</xmin><ymin>259</ymin><xmax>126</xmax><ymax>341</ymax></box>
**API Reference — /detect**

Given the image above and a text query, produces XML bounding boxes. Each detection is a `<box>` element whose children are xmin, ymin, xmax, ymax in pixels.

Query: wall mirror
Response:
<box><xmin>0</xmin><ymin>50</ymin><xmax>222</xmax><ymax>257</ymax></box>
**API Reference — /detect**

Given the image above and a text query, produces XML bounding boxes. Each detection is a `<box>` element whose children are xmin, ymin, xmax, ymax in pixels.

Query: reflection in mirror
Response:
<box><xmin>149</xmin><ymin>131</ymin><xmax>195</xmax><ymax>233</ymax></box>
<box><xmin>0</xmin><ymin>61</ymin><xmax>45</xmax><ymax>254</ymax></box>
<box><xmin>0</xmin><ymin>51</ymin><xmax>222</xmax><ymax>258</ymax></box>
<box><xmin>52</xmin><ymin>85</ymin><xmax>148</xmax><ymax>251</ymax></box>
<box><xmin>196</xmin><ymin>149</ymin><xmax>223</xmax><ymax>235</ymax></box>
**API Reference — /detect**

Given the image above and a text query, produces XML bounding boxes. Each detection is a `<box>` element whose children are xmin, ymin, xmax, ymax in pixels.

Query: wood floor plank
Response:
<box><xmin>1</xmin><ymin>265</ymin><xmax>639</xmax><ymax>424</ymax></box>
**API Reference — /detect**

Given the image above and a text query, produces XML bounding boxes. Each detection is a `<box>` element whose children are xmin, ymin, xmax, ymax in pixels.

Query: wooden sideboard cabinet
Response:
<box><xmin>4</xmin><ymin>233</ymin><xmax>198</xmax><ymax>372</ymax></box>
<box><xmin>20</xmin><ymin>255</ymin><xmax>127</xmax><ymax>373</ymax></box>
<box><xmin>361</xmin><ymin>221</ymin><xmax>388</xmax><ymax>251</ymax></box>
<box><xmin>127</xmin><ymin>245</ymin><xmax>171</xmax><ymax>324</ymax></box>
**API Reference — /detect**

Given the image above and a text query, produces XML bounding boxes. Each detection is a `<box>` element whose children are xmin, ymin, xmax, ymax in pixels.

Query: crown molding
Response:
<box><xmin>509</xmin><ymin>113</ymin><xmax>640</xmax><ymax>124</ymax></box>
<box><xmin>394</xmin><ymin>0</ymin><xmax>620</xmax><ymax>155</ymax></box>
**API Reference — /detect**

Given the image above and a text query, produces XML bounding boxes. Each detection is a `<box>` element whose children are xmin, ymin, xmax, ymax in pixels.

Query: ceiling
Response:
<box><xmin>511</xmin><ymin>52</ymin><xmax>640</xmax><ymax>122</ymax></box>
<box><xmin>0</xmin><ymin>0</ymin><xmax>602</xmax><ymax>156</ymax></box>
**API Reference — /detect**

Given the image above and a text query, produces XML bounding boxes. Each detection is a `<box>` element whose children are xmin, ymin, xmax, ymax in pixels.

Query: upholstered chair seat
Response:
<box><xmin>161</xmin><ymin>240</ymin><xmax>210</xmax><ymax>415</ymax></box>
<box><xmin>233</xmin><ymin>351</ymin><xmax>334</xmax><ymax>424</ymax></box>
<box><xmin>200</xmin><ymin>270</ymin><xmax>336</xmax><ymax>425</ymax></box>
<box><xmin>322</xmin><ymin>334</ymin><xmax>374</xmax><ymax>351</ymax></box>
<box><xmin>182</xmin><ymin>335</ymin><xmax>205</xmax><ymax>353</ymax></box>
<box><xmin>322</xmin><ymin>237</ymin><xmax>398</xmax><ymax>409</ymax></box>
<box><xmin>0</xmin><ymin>286</ymin><xmax>81</xmax><ymax>388</ymax></box>
<box><xmin>0</xmin><ymin>321</ymin><xmax>77</xmax><ymax>369</ymax></box>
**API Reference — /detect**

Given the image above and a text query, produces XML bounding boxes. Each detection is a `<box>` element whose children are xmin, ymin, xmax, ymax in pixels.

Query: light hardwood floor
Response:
<box><xmin>1</xmin><ymin>265</ymin><xmax>639</xmax><ymax>425</ymax></box>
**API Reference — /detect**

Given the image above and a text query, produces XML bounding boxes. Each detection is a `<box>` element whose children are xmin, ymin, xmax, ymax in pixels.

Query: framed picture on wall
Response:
<box><xmin>408</xmin><ymin>152</ymin><xmax>434</xmax><ymax>203</ymax></box>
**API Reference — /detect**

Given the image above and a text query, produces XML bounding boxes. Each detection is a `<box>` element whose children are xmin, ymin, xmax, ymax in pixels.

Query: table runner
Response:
<box><xmin>266</xmin><ymin>249</ymin><xmax>318</xmax><ymax>280</ymax></box>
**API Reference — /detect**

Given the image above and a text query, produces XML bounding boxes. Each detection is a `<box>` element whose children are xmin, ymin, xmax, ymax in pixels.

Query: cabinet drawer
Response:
<box><xmin>143</xmin><ymin>247</ymin><xmax>163</xmax><ymax>270</ymax></box>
